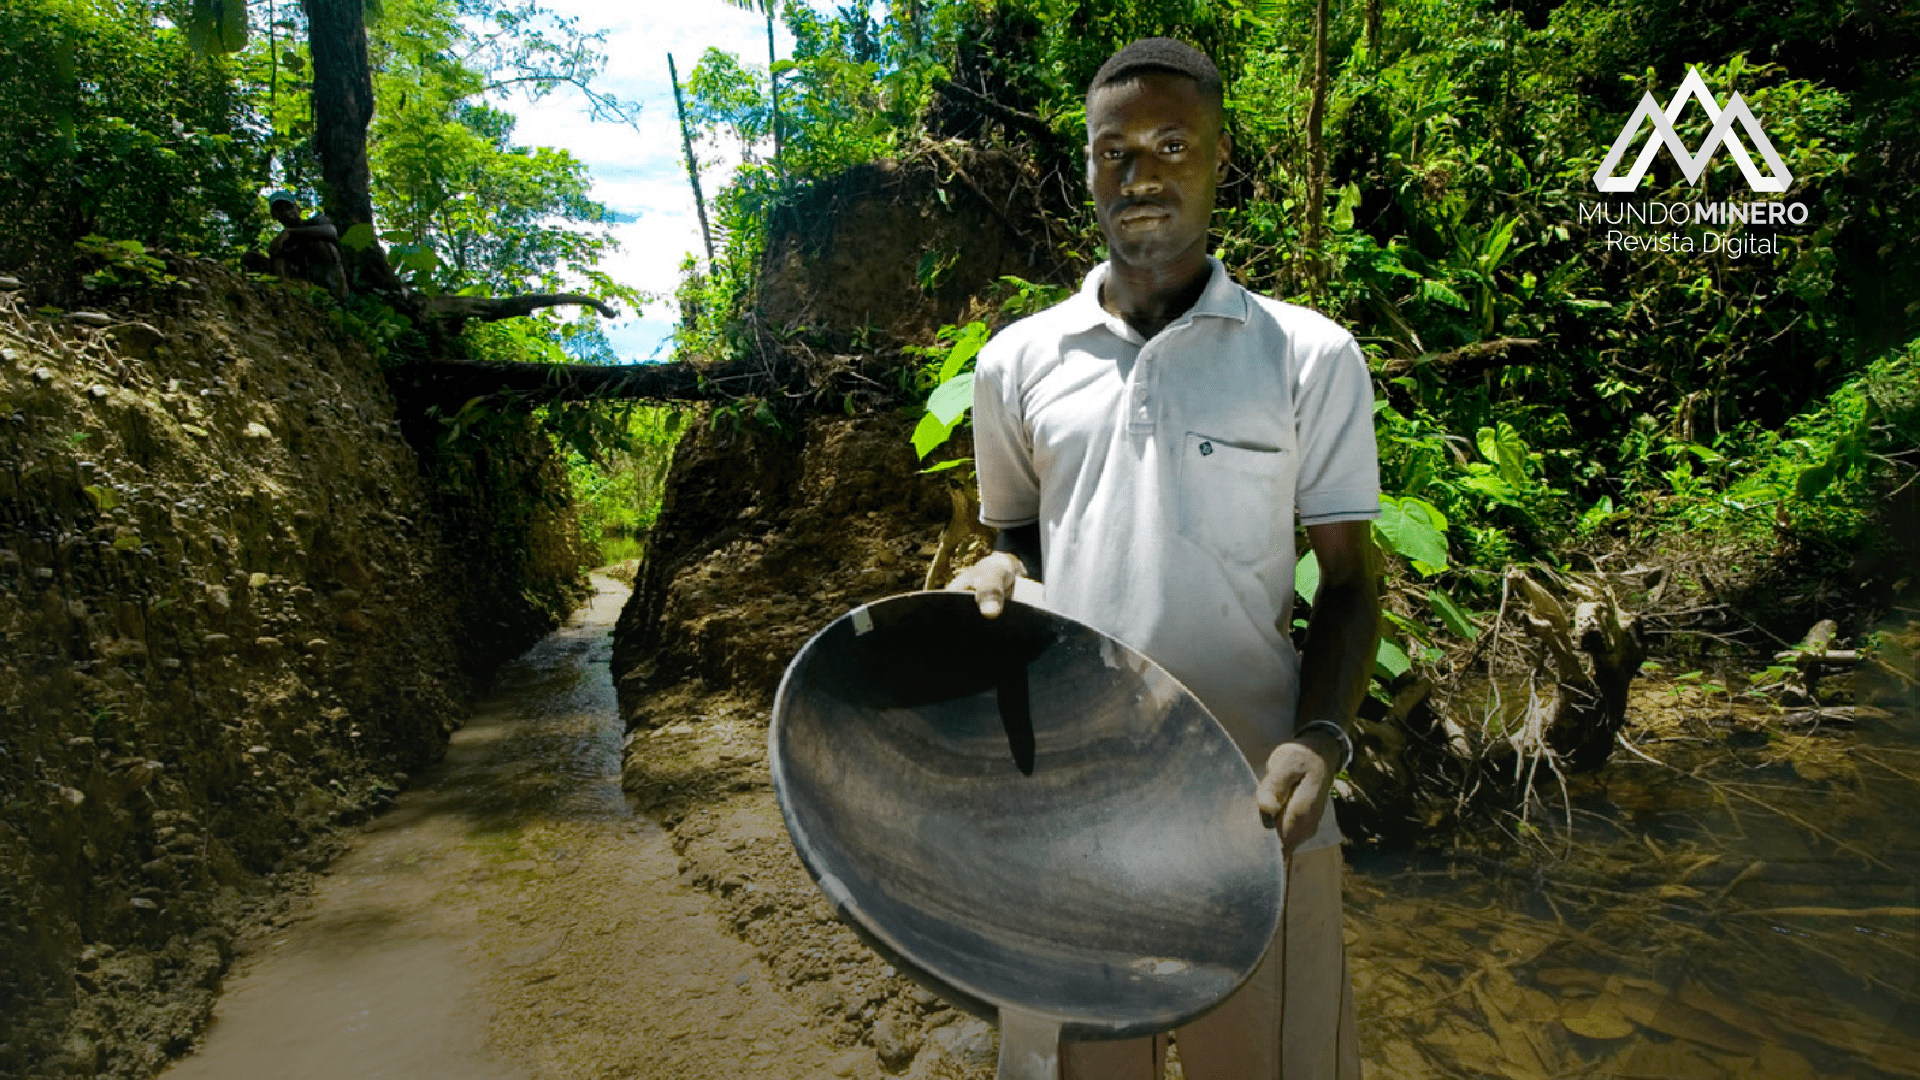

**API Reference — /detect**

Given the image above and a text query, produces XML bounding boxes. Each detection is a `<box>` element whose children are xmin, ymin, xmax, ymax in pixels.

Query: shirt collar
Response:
<box><xmin>1063</xmin><ymin>256</ymin><xmax>1251</xmax><ymax>342</ymax></box>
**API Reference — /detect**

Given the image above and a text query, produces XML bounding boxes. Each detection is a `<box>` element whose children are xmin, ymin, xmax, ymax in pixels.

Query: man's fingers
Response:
<box><xmin>1256</xmin><ymin>772</ymin><xmax>1296</xmax><ymax>825</ymax></box>
<box><xmin>947</xmin><ymin>555</ymin><xmax>1016</xmax><ymax>619</ymax></box>
<box><xmin>977</xmin><ymin>582</ymin><xmax>1005</xmax><ymax>618</ymax></box>
<box><xmin>1279</xmin><ymin>782</ymin><xmax>1325</xmax><ymax>856</ymax></box>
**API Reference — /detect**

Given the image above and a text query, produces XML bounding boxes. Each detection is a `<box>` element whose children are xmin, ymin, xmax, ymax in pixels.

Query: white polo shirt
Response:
<box><xmin>972</xmin><ymin>258</ymin><xmax>1380</xmax><ymax>853</ymax></box>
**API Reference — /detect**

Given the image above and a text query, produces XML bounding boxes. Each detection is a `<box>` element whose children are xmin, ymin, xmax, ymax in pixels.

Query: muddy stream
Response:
<box><xmin>159</xmin><ymin>575</ymin><xmax>870</xmax><ymax>1080</ymax></box>
<box><xmin>157</xmin><ymin>575</ymin><xmax>1919</xmax><ymax>1080</ymax></box>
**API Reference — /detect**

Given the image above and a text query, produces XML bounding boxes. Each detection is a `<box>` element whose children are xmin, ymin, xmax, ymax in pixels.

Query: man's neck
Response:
<box><xmin>1100</xmin><ymin>249</ymin><xmax>1212</xmax><ymax>341</ymax></box>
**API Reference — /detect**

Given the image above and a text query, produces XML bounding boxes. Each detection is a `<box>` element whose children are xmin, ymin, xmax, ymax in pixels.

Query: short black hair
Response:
<box><xmin>1086</xmin><ymin>37</ymin><xmax>1224</xmax><ymax>115</ymax></box>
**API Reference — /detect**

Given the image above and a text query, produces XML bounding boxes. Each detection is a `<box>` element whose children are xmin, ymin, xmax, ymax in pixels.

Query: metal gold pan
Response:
<box><xmin>769</xmin><ymin>591</ymin><xmax>1284</xmax><ymax>1074</ymax></box>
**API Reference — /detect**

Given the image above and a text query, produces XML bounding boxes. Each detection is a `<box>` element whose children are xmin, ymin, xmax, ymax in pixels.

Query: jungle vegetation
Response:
<box><xmin>0</xmin><ymin>0</ymin><xmax>1915</xmax><ymax>608</ymax></box>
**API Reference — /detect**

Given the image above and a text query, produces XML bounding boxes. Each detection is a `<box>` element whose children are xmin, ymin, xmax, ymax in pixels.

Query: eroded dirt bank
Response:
<box><xmin>0</xmin><ymin>265</ymin><xmax>585</xmax><ymax>1078</ymax></box>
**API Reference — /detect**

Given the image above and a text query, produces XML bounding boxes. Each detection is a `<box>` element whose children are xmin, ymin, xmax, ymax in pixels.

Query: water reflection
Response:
<box><xmin>1347</xmin><ymin>621</ymin><xmax>1920</xmax><ymax>1079</ymax></box>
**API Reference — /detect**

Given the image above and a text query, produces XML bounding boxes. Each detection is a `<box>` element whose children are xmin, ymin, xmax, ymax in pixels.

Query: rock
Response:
<box><xmin>871</xmin><ymin>1015</ymin><xmax>922</xmax><ymax>1070</ymax></box>
<box><xmin>203</xmin><ymin>584</ymin><xmax>231</xmax><ymax>617</ymax></box>
<box><xmin>68</xmin><ymin>311</ymin><xmax>113</xmax><ymax>327</ymax></box>
<box><xmin>829</xmin><ymin>1049</ymin><xmax>874</xmax><ymax>1078</ymax></box>
<box><xmin>129</xmin><ymin>897</ymin><xmax>158</xmax><ymax>911</ymax></box>
<box><xmin>336</xmin><ymin>609</ymin><xmax>372</xmax><ymax>635</ymax></box>
<box><xmin>201</xmin><ymin>633</ymin><xmax>232</xmax><ymax>654</ymax></box>
<box><xmin>923</xmin><ymin>1018</ymin><xmax>996</xmax><ymax>1070</ymax></box>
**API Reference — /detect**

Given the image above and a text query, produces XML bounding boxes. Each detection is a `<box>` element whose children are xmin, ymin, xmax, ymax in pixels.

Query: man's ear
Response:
<box><xmin>1214</xmin><ymin>125</ymin><xmax>1232</xmax><ymax>183</ymax></box>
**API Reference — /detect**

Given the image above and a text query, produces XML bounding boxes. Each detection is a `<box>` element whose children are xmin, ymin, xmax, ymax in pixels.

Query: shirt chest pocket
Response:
<box><xmin>1177</xmin><ymin>433</ymin><xmax>1292</xmax><ymax>563</ymax></box>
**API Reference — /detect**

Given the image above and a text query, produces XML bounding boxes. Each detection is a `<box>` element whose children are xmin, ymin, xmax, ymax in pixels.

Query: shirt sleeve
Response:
<box><xmin>971</xmin><ymin>336</ymin><xmax>1041</xmax><ymax>529</ymax></box>
<box><xmin>1293</xmin><ymin>332</ymin><xmax>1381</xmax><ymax>525</ymax></box>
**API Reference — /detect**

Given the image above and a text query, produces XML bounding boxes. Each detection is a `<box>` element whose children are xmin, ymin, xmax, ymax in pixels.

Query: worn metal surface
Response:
<box><xmin>770</xmin><ymin>591</ymin><xmax>1284</xmax><ymax>1042</ymax></box>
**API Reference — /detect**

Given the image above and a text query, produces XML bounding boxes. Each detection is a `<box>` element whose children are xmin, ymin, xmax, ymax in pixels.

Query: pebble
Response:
<box><xmin>68</xmin><ymin>312</ymin><xmax>112</xmax><ymax>327</ymax></box>
<box><xmin>924</xmin><ymin>1018</ymin><xmax>997</xmax><ymax>1069</ymax></box>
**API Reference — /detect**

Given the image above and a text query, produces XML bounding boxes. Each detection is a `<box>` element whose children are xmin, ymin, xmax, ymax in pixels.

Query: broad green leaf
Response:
<box><xmin>926</xmin><ymin>371</ymin><xmax>974</xmax><ymax>425</ymax></box>
<box><xmin>1373</xmin><ymin>497</ymin><xmax>1448</xmax><ymax>574</ymax></box>
<box><xmin>339</xmin><ymin>223</ymin><xmax>377</xmax><ymax>252</ymax></box>
<box><xmin>1419</xmin><ymin>279</ymin><xmax>1468</xmax><ymax>310</ymax></box>
<box><xmin>1375</xmin><ymin>636</ymin><xmax>1410</xmax><ymax>677</ymax></box>
<box><xmin>1295</xmin><ymin>549</ymin><xmax>1321</xmax><ymax>604</ymax></box>
<box><xmin>1477</xmin><ymin>422</ymin><xmax>1530</xmax><ymax>489</ymax></box>
<box><xmin>911</xmin><ymin>411</ymin><xmax>959</xmax><ymax>459</ymax></box>
<box><xmin>937</xmin><ymin>322</ymin><xmax>989</xmax><ymax>383</ymax></box>
<box><xmin>920</xmin><ymin>457</ymin><xmax>971</xmax><ymax>474</ymax></box>
<box><xmin>1427</xmin><ymin>588</ymin><xmax>1477</xmax><ymax>640</ymax></box>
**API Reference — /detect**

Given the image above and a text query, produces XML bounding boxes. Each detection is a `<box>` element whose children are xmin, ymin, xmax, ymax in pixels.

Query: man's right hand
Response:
<box><xmin>947</xmin><ymin>551</ymin><xmax>1024</xmax><ymax>618</ymax></box>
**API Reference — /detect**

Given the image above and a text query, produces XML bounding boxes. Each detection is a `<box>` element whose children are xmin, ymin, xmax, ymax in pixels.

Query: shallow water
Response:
<box><xmin>1345</xmin><ymin>633</ymin><xmax>1920</xmax><ymax>1080</ymax></box>
<box><xmin>159</xmin><ymin>576</ymin><xmax>865</xmax><ymax>1080</ymax></box>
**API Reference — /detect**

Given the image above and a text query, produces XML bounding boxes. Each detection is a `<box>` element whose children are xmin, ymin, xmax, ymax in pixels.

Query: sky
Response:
<box><xmin>488</xmin><ymin>2</ymin><xmax>809</xmax><ymax>363</ymax></box>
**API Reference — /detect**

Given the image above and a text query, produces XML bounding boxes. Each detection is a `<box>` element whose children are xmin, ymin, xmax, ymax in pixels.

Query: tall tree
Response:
<box><xmin>669</xmin><ymin>53</ymin><xmax>717</xmax><ymax>263</ymax></box>
<box><xmin>1302</xmin><ymin>0</ymin><xmax>1330</xmax><ymax>300</ymax></box>
<box><xmin>720</xmin><ymin>0</ymin><xmax>783</xmax><ymax>172</ymax></box>
<box><xmin>300</xmin><ymin>0</ymin><xmax>402</xmax><ymax>291</ymax></box>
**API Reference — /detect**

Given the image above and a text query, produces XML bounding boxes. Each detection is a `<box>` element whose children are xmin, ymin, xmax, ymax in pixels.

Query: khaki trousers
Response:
<box><xmin>1060</xmin><ymin>845</ymin><xmax>1361</xmax><ymax>1080</ymax></box>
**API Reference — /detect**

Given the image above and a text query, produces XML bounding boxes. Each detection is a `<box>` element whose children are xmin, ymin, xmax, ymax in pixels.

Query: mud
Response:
<box><xmin>159</xmin><ymin>576</ymin><xmax>879</xmax><ymax>1080</ymax></box>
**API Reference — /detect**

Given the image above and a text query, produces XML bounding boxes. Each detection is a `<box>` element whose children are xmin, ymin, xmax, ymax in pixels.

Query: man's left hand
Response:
<box><xmin>1256</xmin><ymin>729</ymin><xmax>1344</xmax><ymax>856</ymax></box>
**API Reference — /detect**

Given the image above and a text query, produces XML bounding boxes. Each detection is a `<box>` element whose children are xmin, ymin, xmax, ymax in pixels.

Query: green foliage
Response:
<box><xmin>74</xmin><ymin>235</ymin><xmax>183</xmax><ymax>294</ymax></box>
<box><xmin>909</xmin><ymin>321</ymin><xmax>988</xmax><ymax>463</ymax></box>
<box><xmin>0</xmin><ymin>0</ymin><xmax>269</xmax><ymax>273</ymax></box>
<box><xmin>566</xmin><ymin>405</ymin><xmax>687</xmax><ymax>564</ymax></box>
<box><xmin>365</xmin><ymin>0</ymin><xmax>627</xmax><ymax>298</ymax></box>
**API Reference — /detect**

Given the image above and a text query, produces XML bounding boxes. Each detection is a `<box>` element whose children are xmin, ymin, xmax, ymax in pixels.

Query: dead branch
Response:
<box><xmin>1506</xmin><ymin>568</ymin><xmax>1647</xmax><ymax>772</ymax></box>
<box><xmin>930</xmin><ymin>78</ymin><xmax>1060</xmax><ymax>146</ymax></box>
<box><xmin>1380</xmin><ymin>337</ymin><xmax>1543</xmax><ymax>380</ymax></box>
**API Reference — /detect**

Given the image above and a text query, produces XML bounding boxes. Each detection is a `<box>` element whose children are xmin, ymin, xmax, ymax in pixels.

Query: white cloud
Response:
<box><xmin>488</xmin><ymin>1</ymin><xmax>803</xmax><ymax>362</ymax></box>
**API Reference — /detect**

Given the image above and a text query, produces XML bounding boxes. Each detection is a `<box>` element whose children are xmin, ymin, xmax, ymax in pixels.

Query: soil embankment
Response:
<box><xmin>0</xmin><ymin>265</ymin><xmax>585</xmax><ymax>1078</ymax></box>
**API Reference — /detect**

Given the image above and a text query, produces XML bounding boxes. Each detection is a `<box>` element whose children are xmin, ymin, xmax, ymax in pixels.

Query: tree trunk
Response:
<box><xmin>765</xmin><ymin>8</ymin><xmax>782</xmax><ymax>174</ymax></box>
<box><xmin>302</xmin><ymin>0</ymin><xmax>403</xmax><ymax>294</ymax></box>
<box><xmin>669</xmin><ymin>53</ymin><xmax>716</xmax><ymax>263</ymax></box>
<box><xmin>1303</xmin><ymin>0</ymin><xmax>1331</xmax><ymax>300</ymax></box>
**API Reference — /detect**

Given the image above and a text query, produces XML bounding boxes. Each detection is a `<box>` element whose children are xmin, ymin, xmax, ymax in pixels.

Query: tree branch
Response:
<box><xmin>1381</xmin><ymin>337</ymin><xmax>1543</xmax><ymax>380</ymax></box>
<box><xmin>418</xmin><ymin>292</ymin><xmax>616</xmax><ymax>335</ymax></box>
<box><xmin>931</xmin><ymin>78</ymin><xmax>1060</xmax><ymax>145</ymax></box>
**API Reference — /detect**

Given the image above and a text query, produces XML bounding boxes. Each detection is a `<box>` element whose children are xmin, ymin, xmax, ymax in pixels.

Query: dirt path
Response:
<box><xmin>161</xmin><ymin>575</ymin><xmax>875</xmax><ymax>1080</ymax></box>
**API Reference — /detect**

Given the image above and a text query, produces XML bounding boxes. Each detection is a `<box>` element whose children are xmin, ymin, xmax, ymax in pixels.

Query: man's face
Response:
<box><xmin>270</xmin><ymin>201</ymin><xmax>299</xmax><ymax>226</ymax></box>
<box><xmin>1086</xmin><ymin>71</ymin><xmax>1229</xmax><ymax>272</ymax></box>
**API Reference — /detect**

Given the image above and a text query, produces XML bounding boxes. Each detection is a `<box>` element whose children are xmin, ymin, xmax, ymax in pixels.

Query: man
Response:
<box><xmin>951</xmin><ymin>37</ymin><xmax>1377</xmax><ymax>1080</ymax></box>
<box><xmin>266</xmin><ymin>190</ymin><xmax>349</xmax><ymax>300</ymax></box>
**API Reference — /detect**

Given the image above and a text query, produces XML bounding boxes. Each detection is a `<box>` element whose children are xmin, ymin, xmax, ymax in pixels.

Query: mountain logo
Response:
<box><xmin>1593</xmin><ymin>68</ymin><xmax>1793</xmax><ymax>194</ymax></box>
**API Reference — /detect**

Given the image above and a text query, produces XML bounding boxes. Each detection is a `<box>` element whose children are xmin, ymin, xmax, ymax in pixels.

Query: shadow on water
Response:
<box><xmin>1347</xmin><ymin>617</ymin><xmax>1920</xmax><ymax>1080</ymax></box>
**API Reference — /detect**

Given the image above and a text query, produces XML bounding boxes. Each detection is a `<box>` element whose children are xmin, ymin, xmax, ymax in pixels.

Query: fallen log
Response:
<box><xmin>417</xmin><ymin>292</ymin><xmax>617</xmax><ymax>335</ymax></box>
<box><xmin>384</xmin><ymin>356</ymin><xmax>774</xmax><ymax>411</ymax></box>
<box><xmin>1380</xmin><ymin>337</ymin><xmax>1543</xmax><ymax>381</ymax></box>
